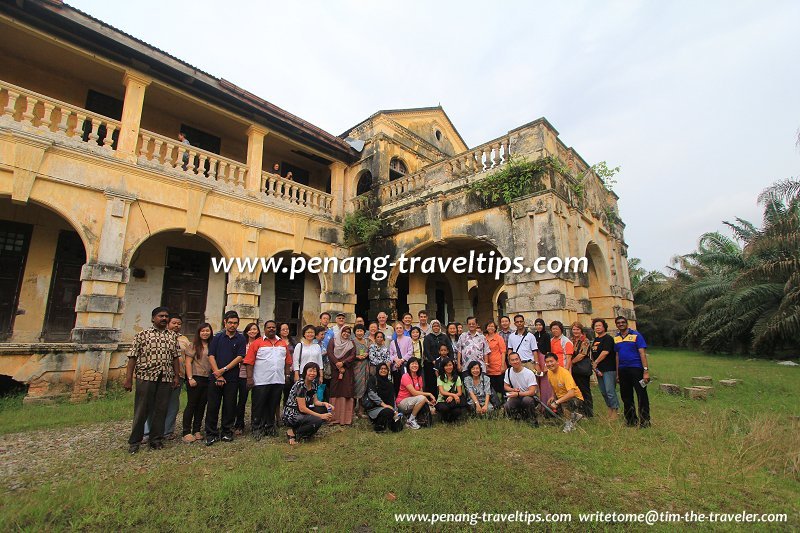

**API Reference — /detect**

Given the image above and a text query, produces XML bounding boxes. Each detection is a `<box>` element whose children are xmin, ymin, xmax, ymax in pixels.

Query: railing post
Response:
<box><xmin>116</xmin><ymin>71</ymin><xmax>151</xmax><ymax>163</ymax></box>
<box><xmin>246</xmin><ymin>125</ymin><xmax>268</xmax><ymax>193</ymax></box>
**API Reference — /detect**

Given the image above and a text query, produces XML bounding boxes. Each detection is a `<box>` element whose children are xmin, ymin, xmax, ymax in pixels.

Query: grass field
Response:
<box><xmin>0</xmin><ymin>348</ymin><xmax>798</xmax><ymax>531</ymax></box>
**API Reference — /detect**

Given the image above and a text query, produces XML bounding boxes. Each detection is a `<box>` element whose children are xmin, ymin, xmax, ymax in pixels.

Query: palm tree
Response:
<box><xmin>630</xmin><ymin>177</ymin><xmax>800</xmax><ymax>356</ymax></box>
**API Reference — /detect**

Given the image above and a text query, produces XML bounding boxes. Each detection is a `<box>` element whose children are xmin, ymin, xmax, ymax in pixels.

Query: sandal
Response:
<box><xmin>286</xmin><ymin>431</ymin><xmax>297</xmax><ymax>446</ymax></box>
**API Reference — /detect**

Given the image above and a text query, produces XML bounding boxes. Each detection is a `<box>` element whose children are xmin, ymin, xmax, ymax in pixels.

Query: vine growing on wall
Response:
<box><xmin>469</xmin><ymin>155</ymin><xmax>563</xmax><ymax>204</ymax></box>
<box><xmin>343</xmin><ymin>209</ymin><xmax>384</xmax><ymax>251</ymax></box>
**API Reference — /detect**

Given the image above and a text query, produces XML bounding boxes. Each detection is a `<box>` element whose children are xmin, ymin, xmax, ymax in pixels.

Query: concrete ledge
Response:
<box><xmin>691</xmin><ymin>376</ymin><xmax>713</xmax><ymax>385</ymax></box>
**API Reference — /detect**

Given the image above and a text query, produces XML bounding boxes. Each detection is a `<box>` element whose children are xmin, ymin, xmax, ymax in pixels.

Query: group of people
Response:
<box><xmin>125</xmin><ymin>306</ymin><xmax>651</xmax><ymax>453</ymax></box>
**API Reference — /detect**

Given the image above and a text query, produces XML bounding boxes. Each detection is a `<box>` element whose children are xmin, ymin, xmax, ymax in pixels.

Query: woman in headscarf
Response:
<box><xmin>364</xmin><ymin>362</ymin><xmax>403</xmax><ymax>432</ymax></box>
<box><xmin>351</xmin><ymin>324</ymin><xmax>372</xmax><ymax>418</ymax></box>
<box><xmin>326</xmin><ymin>325</ymin><xmax>356</xmax><ymax>425</ymax></box>
<box><xmin>422</xmin><ymin>319</ymin><xmax>450</xmax><ymax>397</ymax></box>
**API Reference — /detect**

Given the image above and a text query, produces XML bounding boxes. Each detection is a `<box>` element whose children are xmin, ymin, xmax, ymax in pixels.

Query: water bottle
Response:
<box><xmin>639</xmin><ymin>378</ymin><xmax>648</xmax><ymax>388</ymax></box>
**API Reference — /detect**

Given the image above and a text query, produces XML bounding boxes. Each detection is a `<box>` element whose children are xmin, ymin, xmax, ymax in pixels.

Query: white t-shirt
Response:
<box><xmin>252</xmin><ymin>344</ymin><xmax>287</xmax><ymax>386</ymax></box>
<box><xmin>504</xmin><ymin>366</ymin><xmax>538</xmax><ymax>392</ymax></box>
<box><xmin>506</xmin><ymin>331</ymin><xmax>539</xmax><ymax>362</ymax></box>
<box><xmin>292</xmin><ymin>342</ymin><xmax>323</xmax><ymax>375</ymax></box>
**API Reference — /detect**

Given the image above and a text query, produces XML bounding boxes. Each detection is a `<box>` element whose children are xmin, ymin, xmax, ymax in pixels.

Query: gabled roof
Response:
<box><xmin>1</xmin><ymin>0</ymin><xmax>358</xmax><ymax>162</ymax></box>
<box><xmin>341</xmin><ymin>105</ymin><xmax>468</xmax><ymax>150</ymax></box>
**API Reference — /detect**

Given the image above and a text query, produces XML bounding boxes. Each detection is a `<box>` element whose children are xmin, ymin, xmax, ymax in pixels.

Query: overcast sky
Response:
<box><xmin>70</xmin><ymin>0</ymin><xmax>800</xmax><ymax>271</ymax></box>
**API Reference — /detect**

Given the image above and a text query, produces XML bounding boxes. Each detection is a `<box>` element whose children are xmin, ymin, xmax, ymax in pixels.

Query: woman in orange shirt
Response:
<box><xmin>549</xmin><ymin>321</ymin><xmax>574</xmax><ymax>370</ymax></box>
<box><xmin>483</xmin><ymin>320</ymin><xmax>507</xmax><ymax>401</ymax></box>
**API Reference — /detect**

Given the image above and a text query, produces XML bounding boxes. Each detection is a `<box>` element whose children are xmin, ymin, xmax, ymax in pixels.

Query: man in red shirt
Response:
<box><xmin>244</xmin><ymin>320</ymin><xmax>291</xmax><ymax>439</ymax></box>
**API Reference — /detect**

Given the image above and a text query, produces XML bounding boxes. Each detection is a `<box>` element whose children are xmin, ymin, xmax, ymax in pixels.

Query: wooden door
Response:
<box><xmin>0</xmin><ymin>221</ymin><xmax>33</xmax><ymax>340</ymax></box>
<box><xmin>43</xmin><ymin>231</ymin><xmax>86</xmax><ymax>341</ymax></box>
<box><xmin>274</xmin><ymin>269</ymin><xmax>304</xmax><ymax>337</ymax></box>
<box><xmin>161</xmin><ymin>247</ymin><xmax>210</xmax><ymax>336</ymax></box>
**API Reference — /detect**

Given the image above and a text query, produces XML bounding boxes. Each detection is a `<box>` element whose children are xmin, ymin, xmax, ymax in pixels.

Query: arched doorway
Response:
<box><xmin>386</xmin><ymin>236</ymin><xmax>506</xmax><ymax>325</ymax></box>
<box><xmin>584</xmin><ymin>242</ymin><xmax>613</xmax><ymax>320</ymax></box>
<box><xmin>259</xmin><ymin>251</ymin><xmax>323</xmax><ymax>336</ymax></box>
<box><xmin>122</xmin><ymin>231</ymin><xmax>227</xmax><ymax>339</ymax></box>
<box><xmin>0</xmin><ymin>198</ymin><xmax>88</xmax><ymax>342</ymax></box>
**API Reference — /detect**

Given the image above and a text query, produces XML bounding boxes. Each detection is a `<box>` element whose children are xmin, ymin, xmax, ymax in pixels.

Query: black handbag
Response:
<box><xmin>571</xmin><ymin>354</ymin><xmax>593</xmax><ymax>377</ymax></box>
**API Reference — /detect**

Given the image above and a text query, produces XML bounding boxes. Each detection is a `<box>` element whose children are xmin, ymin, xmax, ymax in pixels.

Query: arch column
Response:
<box><xmin>72</xmin><ymin>188</ymin><xmax>135</xmax><ymax>344</ymax></box>
<box><xmin>449</xmin><ymin>275</ymin><xmax>472</xmax><ymax>323</ymax></box>
<box><xmin>225</xmin><ymin>223</ymin><xmax>262</xmax><ymax>324</ymax></box>
<box><xmin>407</xmin><ymin>271</ymin><xmax>428</xmax><ymax>318</ymax></box>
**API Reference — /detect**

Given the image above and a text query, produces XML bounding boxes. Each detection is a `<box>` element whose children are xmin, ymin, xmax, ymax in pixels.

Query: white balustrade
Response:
<box><xmin>137</xmin><ymin>129</ymin><xmax>247</xmax><ymax>188</ymax></box>
<box><xmin>0</xmin><ymin>79</ymin><xmax>121</xmax><ymax>152</ymax></box>
<box><xmin>261</xmin><ymin>171</ymin><xmax>333</xmax><ymax>214</ymax></box>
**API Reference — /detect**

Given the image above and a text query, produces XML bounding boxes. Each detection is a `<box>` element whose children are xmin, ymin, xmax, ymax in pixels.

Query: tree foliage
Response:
<box><xmin>632</xmin><ymin>177</ymin><xmax>800</xmax><ymax>356</ymax></box>
<box><xmin>343</xmin><ymin>209</ymin><xmax>383</xmax><ymax>252</ymax></box>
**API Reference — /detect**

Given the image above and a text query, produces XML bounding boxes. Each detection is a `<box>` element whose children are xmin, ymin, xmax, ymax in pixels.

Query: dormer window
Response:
<box><xmin>389</xmin><ymin>157</ymin><xmax>408</xmax><ymax>181</ymax></box>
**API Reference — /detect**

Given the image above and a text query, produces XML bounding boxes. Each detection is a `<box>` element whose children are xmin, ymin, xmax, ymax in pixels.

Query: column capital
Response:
<box><xmin>328</xmin><ymin>161</ymin><xmax>347</xmax><ymax>172</ymax></box>
<box><xmin>247</xmin><ymin>124</ymin><xmax>269</xmax><ymax>137</ymax></box>
<box><xmin>122</xmin><ymin>70</ymin><xmax>152</xmax><ymax>88</ymax></box>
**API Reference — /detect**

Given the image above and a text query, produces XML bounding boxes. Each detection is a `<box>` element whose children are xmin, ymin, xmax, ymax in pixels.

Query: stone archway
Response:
<box><xmin>258</xmin><ymin>250</ymin><xmax>324</xmax><ymax>336</ymax></box>
<box><xmin>583</xmin><ymin>241</ymin><xmax>614</xmax><ymax>321</ymax></box>
<box><xmin>0</xmin><ymin>198</ymin><xmax>89</xmax><ymax>343</ymax></box>
<box><xmin>121</xmin><ymin>230</ymin><xmax>227</xmax><ymax>340</ymax></box>
<box><xmin>379</xmin><ymin>236</ymin><xmax>508</xmax><ymax>325</ymax></box>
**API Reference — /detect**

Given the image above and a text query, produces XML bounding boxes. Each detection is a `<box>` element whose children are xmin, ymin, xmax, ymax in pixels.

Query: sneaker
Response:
<box><xmin>221</xmin><ymin>434</ymin><xmax>234</xmax><ymax>442</ymax></box>
<box><xmin>205</xmin><ymin>436</ymin><xmax>218</xmax><ymax>446</ymax></box>
<box><xmin>128</xmin><ymin>444</ymin><xmax>140</xmax><ymax>454</ymax></box>
<box><xmin>562</xmin><ymin>421</ymin><xmax>575</xmax><ymax>433</ymax></box>
<box><xmin>406</xmin><ymin>418</ymin><xmax>421</xmax><ymax>430</ymax></box>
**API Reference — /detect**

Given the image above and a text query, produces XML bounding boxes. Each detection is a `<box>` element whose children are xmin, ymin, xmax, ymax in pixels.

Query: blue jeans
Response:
<box><xmin>597</xmin><ymin>371</ymin><xmax>620</xmax><ymax>410</ymax></box>
<box><xmin>145</xmin><ymin>378</ymin><xmax>182</xmax><ymax>437</ymax></box>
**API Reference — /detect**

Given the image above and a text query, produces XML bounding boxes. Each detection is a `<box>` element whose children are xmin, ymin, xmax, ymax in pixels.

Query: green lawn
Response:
<box><xmin>0</xmin><ymin>349</ymin><xmax>797</xmax><ymax>531</ymax></box>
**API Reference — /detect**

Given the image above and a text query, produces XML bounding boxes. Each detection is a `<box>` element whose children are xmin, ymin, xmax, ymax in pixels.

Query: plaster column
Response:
<box><xmin>329</xmin><ymin>161</ymin><xmax>346</xmax><ymax>220</ymax></box>
<box><xmin>72</xmin><ymin>188</ymin><xmax>136</xmax><ymax>344</ymax></box>
<box><xmin>115</xmin><ymin>71</ymin><xmax>151</xmax><ymax>163</ymax></box>
<box><xmin>225</xmin><ymin>223</ymin><xmax>262</xmax><ymax>324</ymax></box>
<box><xmin>407</xmin><ymin>272</ymin><xmax>428</xmax><ymax>319</ymax></box>
<box><xmin>245</xmin><ymin>125</ymin><xmax>268</xmax><ymax>193</ymax></box>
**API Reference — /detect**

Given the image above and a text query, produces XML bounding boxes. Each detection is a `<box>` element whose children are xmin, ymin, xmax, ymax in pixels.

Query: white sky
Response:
<box><xmin>70</xmin><ymin>0</ymin><xmax>800</xmax><ymax>271</ymax></box>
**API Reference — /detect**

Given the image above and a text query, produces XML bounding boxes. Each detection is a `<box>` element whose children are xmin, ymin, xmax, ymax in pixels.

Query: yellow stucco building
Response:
<box><xmin>0</xmin><ymin>1</ymin><xmax>634</xmax><ymax>401</ymax></box>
